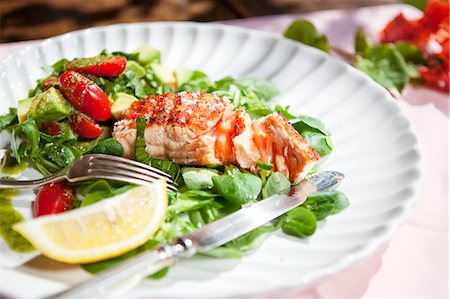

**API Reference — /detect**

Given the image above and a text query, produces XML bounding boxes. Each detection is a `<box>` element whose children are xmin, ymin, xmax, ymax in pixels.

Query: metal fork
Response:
<box><xmin>0</xmin><ymin>154</ymin><xmax>177</xmax><ymax>191</ymax></box>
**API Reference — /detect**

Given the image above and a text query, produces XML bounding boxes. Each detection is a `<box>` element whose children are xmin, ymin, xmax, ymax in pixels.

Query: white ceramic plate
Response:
<box><xmin>0</xmin><ymin>22</ymin><xmax>422</xmax><ymax>299</ymax></box>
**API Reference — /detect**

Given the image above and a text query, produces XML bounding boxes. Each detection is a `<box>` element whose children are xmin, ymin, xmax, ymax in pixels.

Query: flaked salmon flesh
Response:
<box><xmin>112</xmin><ymin>92</ymin><xmax>319</xmax><ymax>183</ymax></box>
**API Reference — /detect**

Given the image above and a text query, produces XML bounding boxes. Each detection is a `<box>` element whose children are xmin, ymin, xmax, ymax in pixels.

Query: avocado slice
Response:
<box><xmin>28</xmin><ymin>87</ymin><xmax>73</xmax><ymax>123</ymax></box>
<box><xmin>136</xmin><ymin>45</ymin><xmax>161</xmax><ymax>65</ymax></box>
<box><xmin>125</xmin><ymin>61</ymin><xmax>146</xmax><ymax>79</ymax></box>
<box><xmin>111</xmin><ymin>92</ymin><xmax>137</xmax><ymax>120</ymax></box>
<box><xmin>151</xmin><ymin>63</ymin><xmax>176</xmax><ymax>84</ymax></box>
<box><xmin>17</xmin><ymin>98</ymin><xmax>32</xmax><ymax>122</ymax></box>
<box><xmin>174</xmin><ymin>68</ymin><xmax>193</xmax><ymax>87</ymax></box>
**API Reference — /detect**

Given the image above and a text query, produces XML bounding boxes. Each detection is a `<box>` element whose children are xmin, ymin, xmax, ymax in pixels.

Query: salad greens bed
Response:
<box><xmin>0</xmin><ymin>46</ymin><xmax>348</xmax><ymax>278</ymax></box>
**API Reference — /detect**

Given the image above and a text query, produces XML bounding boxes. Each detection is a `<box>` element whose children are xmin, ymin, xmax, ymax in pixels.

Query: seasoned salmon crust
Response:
<box><xmin>112</xmin><ymin>91</ymin><xmax>319</xmax><ymax>183</ymax></box>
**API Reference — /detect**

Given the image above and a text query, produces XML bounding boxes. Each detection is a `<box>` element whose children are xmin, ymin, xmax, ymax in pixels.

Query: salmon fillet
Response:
<box><xmin>112</xmin><ymin>91</ymin><xmax>319</xmax><ymax>183</ymax></box>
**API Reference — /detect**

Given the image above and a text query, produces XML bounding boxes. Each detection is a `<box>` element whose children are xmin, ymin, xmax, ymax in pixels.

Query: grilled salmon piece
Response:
<box><xmin>252</xmin><ymin>113</ymin><xmax>319</xmax><ymax>183</ymax></box>
<box><xmin>112</xmin><ymin>91</ymin><xmax>319</xmax><ymax>183</ymax></box>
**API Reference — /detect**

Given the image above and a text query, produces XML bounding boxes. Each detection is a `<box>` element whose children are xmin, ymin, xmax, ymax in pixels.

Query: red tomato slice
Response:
<box><xmin>42</xmin><ymin>77</ymin><xmax>59</xmax><ymax>91</ymax></box>
<box><xmin>68</xmin><ymin>111</ymin><xmax>103</xmax><ymax>139</ymax></box>
<box><xmin>41</xmin><ymin>123</ymin><xmax>63</xmax><ymax>135</ymax></box>
<box><xmin>59</xmin><ymin>71</ymin><xmax>111</xmax><ymax>121</ymax></box>
<box><xmin>66</xmin><ymin>55</ymin><xmax>127</xmax><ymax>77</ymax></box>
<box><xmin>33</xmin><ymin>181</ymin><xmax>76</xmax><ymax>217</ymax></box>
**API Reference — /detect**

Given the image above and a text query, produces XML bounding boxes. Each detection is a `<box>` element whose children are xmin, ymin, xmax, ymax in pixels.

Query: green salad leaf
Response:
<box><xmin>212</xmin><ymin>172</ymin><xmax>262</xmax><ymax>205</ymax></box>
<box><xmin>291</xmin><ymin>115</ymin><xmax>333</xmax><ymax>157</ymax></box>
<box><xmin>262</xmin><ymin>172</ymin><xmax>290</xmax><ymax>199</ymax></box>
<box><xmin>0</xmin><ymin>108</ymin><xmax>18</xmax><ymax>132</ymax></box>
<box><xmin>181</xmin><ymin>167</ymin><xmax>220</xmax><ymax>190</ymax></box>
<box><xmin>82</xmin><ymin>239</ymin><xmax>163</xmax><ymax>275</ymax></box>
<box><xmin>233</xmin><ymin>77</ymin><xmax>280</xmax><ymax>101</ymax></box>
<box><xmin>77</xmin><ymin>180</ymin><xmax>134</xmax><ymax>207</ymax></box>
<box><xmin>29</xmin><ymin>58</ymin><xmax>68</xmax><ymax>97</ymax></box>
<box><xmin>11</xmin><ymin>118</ymin><xmax>40</xmax><ymax>164</ymax></box>
<box><xmin>85</xmin><ymin>138</ymin><xmax>124</xmax><ymax>157</ymax></box>
<box><xmin>178</xmin><ymin>70</ymin><xmax>211</xmax><ymax>92</ymax></box>
<box><xmin>282</xmin><ymin>206</ymin><xmax>317</xmax><ymax>238</ymax></box>
<box><xmin>205</xmin><ymin>225</ymin><xmax>277</xmax><ymax>258</ymax></box>
<box><xmin>303</xmin><ymin>190</ymin><xmax>349</xmax><ymax>221</ymax></box>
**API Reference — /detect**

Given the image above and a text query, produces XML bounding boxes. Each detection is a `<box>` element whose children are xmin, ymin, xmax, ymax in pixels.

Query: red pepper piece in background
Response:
<box><xmin>379</xmin><ymin>0</ymin><xmax>449</xmax><ymax>91</ymax></box>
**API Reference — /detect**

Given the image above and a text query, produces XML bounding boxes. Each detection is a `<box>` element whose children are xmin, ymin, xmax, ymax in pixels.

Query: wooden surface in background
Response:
<box><xmin>0</xmin><ymin>0</ymin><xmax>397</xmax><ymax>42</ymax></box>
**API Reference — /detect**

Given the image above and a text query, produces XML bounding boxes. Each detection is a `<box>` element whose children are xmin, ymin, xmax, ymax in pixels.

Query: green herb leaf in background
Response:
<box><xmin>355</xmin><ymin>45</ymin><xmax>415</xmax><ymax>91</ymax></box>
<box><xmin>400</xmin><ymin>0</ymin><xmax>428</xmax><ymax>11</ymax></box>
<box><xmin>284</xmin><ymin>19</ymin><xmax>330</xmax><ymax>53</ymax></box>
<box><xmin>394</xmin><ymin>41</ymin><xmax>426</xmax><ymax>64</ymax></box>
<box><xmin>355</xmin><ymin>27</ymin><xmax>370</xmax><ymax>54</ymax></box>
<box><xmin>354</xmin><ymin>29</ymin><xmax>423</xmax><ymax>92</ymax></box>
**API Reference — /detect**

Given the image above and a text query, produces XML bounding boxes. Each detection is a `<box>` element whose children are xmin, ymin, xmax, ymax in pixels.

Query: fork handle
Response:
<box><xmin>0</xmin><ymin>173</ymin><xmax>65</xmax><ymax>189</ymax></box>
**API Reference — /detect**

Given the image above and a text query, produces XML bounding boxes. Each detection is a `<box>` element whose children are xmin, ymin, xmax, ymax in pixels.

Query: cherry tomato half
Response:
<box><xmin>33</xmin><ymin>181</ymin><xmax>76</xmax><ymax>217</ymax></box>
<box><xmin>41</xmin><ymin>123</ymin><xmax>63</xmax><ymax>136</ymax></box>
<box><xmin>59</xmin><ymin>71</ymin><xmax>111</xmax><ymax>121</ymax></box>
<box><xmin>42</xmin><ymin>76</ymin><xmax>59</xmax><ymax>91</ymax></box>
<box><xmin>66</xmin><ymin>55</ymin><xmax>127</xmax><ymax>77</ymax></box>
<box><xmin>68</xmin><ymin>111</ymin><xmax>103</xmax><ymax>139</ymax></box>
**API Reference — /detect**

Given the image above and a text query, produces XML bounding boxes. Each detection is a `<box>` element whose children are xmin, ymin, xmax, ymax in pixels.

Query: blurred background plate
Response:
<box><xmin>0</xmin><ymin>22</ymin><xmax>422</xmax><ymax>299</ymax></box>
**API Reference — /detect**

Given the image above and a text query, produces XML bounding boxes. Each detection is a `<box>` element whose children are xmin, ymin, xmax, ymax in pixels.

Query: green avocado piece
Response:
<box><xmin>111</xmin><ymin>92</ymin><xmax>137</xmax><ymax>120</ymax></box>
<box><xmin>151</xmin><ymin>63</ymin><xmax>176</xmax><ymax>84</ymax></box>
<box><xmin>125</xmin><ymin>61</ymin><xmax>147</xmax><ymax>79</ymax></box>
<box><xmin>17</xmin><ymin>98</ymin><xmax>32</xmax><ymax>123</ymax></box>
<box><xmin>136</xmin><ymin>45</ymin><xmax>161</xmax><ymax>65</ymax></box>
<box><xmin>174</xmin><ymin>68</ymin><xmax>193</xmax><ymax>87</ymax></box>
<box><xmin>28</xmin><ymin>87</ymin><xmax>73</xmax><ymax>123</ymax></box>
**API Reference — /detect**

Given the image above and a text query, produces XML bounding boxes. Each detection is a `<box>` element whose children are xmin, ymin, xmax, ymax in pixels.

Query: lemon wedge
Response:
<box><xmin>13</xmin><ymin>180</ymin><xmax>168</xmax><ymax>264</ymax></box>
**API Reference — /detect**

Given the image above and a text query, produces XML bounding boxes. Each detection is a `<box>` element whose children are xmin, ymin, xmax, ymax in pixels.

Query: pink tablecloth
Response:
<box><xmin>1</xmin><ymin>4</ymin><xmax>448</xmax><ymax>298</ymax></box>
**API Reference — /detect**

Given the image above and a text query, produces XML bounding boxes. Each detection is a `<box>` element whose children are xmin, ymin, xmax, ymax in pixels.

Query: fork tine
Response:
<box><xmin>86</xmin><ymin>154</ymin><xmax>172</xmax><ymax>179</ymax></box>
<box><xmin>88</xmin><ymin>168</ymin><xmax>177</xmax><ymax>191</ymax></box>
<box><xmin>90</xmin><ymin>160</ymin><xmax>174</xmax><ymax>184</ymax></box>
